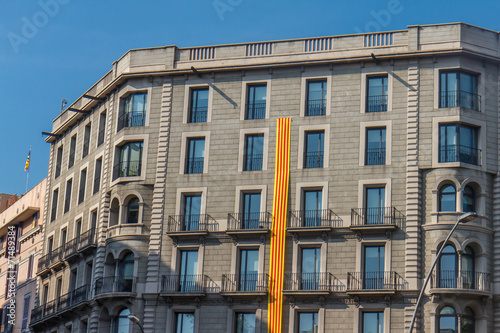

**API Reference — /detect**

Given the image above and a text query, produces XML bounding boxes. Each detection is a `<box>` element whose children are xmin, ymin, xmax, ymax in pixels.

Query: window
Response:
<box><xmin>298</xmin><ymin>312</ymin><xmax>318</xmax><ymax>333</ymax></box>
<box><xmin>82</xmin><ymin>123</ymin><xmax>91</xmax><ymax>157</ymax></box>
<box><xmin>189</xmin><ymin>88</ymin><xmax>209</xmax><ymax>123</ymax></box>
<box><xmin>119</xmin><ymin>93</ymin><xmax>147</xmax><ymax>130</ymax></box>
<box><xmin>239</xmin><ymin>249</ymin><xmax>259</xmax><ymax>291</ymax></box>
<box><xmin>183</xmin><ymin>194</ymin><xmax>201</xmax><ymax>230</ymax></box>
<box><xmin>21</xmin><ymin>293</ymin><xmax>31</xmax><ymax>332</ymax></box>
<box><xmin>366</xmin><ymin>76</ymin><xmax>388</xmax><ymax>112</ymax></box>
<box><xmin>68</xmin><ymin>135</ymin><xmax>77</xmax><ymax>168</ymax></box>
<box><xmin>463</xmin><ymin>185</ymin><xmax>475</xmax><ymax>213</ymax></box>
<box><xmin>462</xmin><ymin>307</ymin><xmax>475</xmax><ymax>333</ymax></box>
<box><xmin>176</xmin><ymin>312</ymin><xmax>195</xmax><ymax>333</ymax></box>
<box><xmin>364</xmin><ymin>245</ymin><xmax>385</xmax><ymax>289</ymax></box>
<box><xmin>365</xmin><ymin>128</ymin><xmax>386</xmax><ymax>165</ymax></box>
<box><xmin>26</xmin><ymin>254</ymin><xmax>34</xmax><ymax>280</ymax></box>
<box><xmin>78</xmin><ymin>168</ymin><xmax>87</xmax><ymax>204</ymax></box>
<box><xmin>303</xmin><ymin>189</ymin><xmax>322</xmax><ymax>227</ymax></box>
<box><xmin>185</xmin><ymin>138</ymin><xmax>205</xmax><ymax>174</ymax></box>
<box><xmin>439</xmin><ymin>245</ymin><xmax>457</xmax><ymax>288</ymax></box>
<box><xmin>118</xmin><ymin>253</ymin><xmax>134</xmax><ymax>292</ymax></box>
<box><xmin>93</xmin><ymin>158</ymin><xmax>102</xmax><ymax>194</ymax></box>
<box><xmin>365</xmin><ymin>187</ymin><xmax>385</xmax><ymax>224</ymax></box>
<box><xmin>98</xmin><ymin>112</ymin><xmax>106</xmax><ymax>146</ymax></box>
<box><xmin>301</xmin><ymin>248</ymin><xmax>321</xmax><ymax>290</ymax></box>
<box><xmin>438</xmin><ymin>306</ymin><xmax>457</xmax><ymax>333</ymax></box>
<box><xmin>179</xmin><ymin>250</ymin><xmax>198</xmax><ymax>292</ymax></box>
<box><xmin>241</xmin><ymin>192</ymin><xmax>261</xmax><ymax>229</ymax></box>
<box><xmin>75</xmin><ymin>219</ymin><xmax>82</xmax><ymax>237</ymax></box>
<box><xmin>362</xmin><ymin>311</ymin><xmax>384</xmax><ymax>333</ymax></box>
<box><xmin>440</xmin><ymin>71</ymin><xmax>479</xmax><ymax>110</ymax></box>
<box><xmin>61</xmin><ymin>228</ymin><xmax>67</xmax><ymax>247</ymax></box>
<box><xmin>438</xmin><ymin>184</ymin><xmax>456</xmax><ymax>212</ymax></box>
<box><xmin>235</xmin><ymin>312</ymin><xmax>256</xmax><ymax>333</ymax></box>
<box><xmin>42</xmin><ymin>284</ymin><xmax>49</xmax><ymax>305</ymax></box>
<box><xmin>244</xmin><ymin>134</ymin><xmax>264</xmax><ymax>171</ymax></box>
<box><xmin>304</xmin><ymin>131</ymin><xmax>324</xmax><ymax>168</ymax></box>
<box><xmin>462</xmin><ymin>246</ymin><xmax>475</xmax><ymax>289</ymax></box>
<box><xmin>114</xmin><ymin>308</ymin><xmax>130</xmax><ymax>333</ymax></box>
<box><xmin>126</xmin><ymin>197</ymin><xmax>139</xmax><ymax>224</ymax></box>
<box><xmin>246</xmin><ymin>84</ymin><xmax>267</xmax><ymax>120</ymax></box>
<box><xmin>439</xmin><ymin>123</ymin><xmax>479</xmax><ymax>165</ymax></box>
<box><xmin>55</xmin><ymin>146</ymin><xmax>63</xmax><ymax>178</ymax></box>
<box><xmin>64</xmin><ymin>179</ymin><xmax>72</xmax><ymax>213</ymax></box>
<box><xmin>306</xmin><ymin>80</ymin><xmax>327</xmax><ymax>116</ymax></box>
<box><xmin>51</xmin><ymin>189</ymin><xmax>59</xmax><ymax>221</ymax></box>
<box><xmin>114</xmin><ymin>142</ymin><xmax>143</xmax><ymax>179</ymax></box>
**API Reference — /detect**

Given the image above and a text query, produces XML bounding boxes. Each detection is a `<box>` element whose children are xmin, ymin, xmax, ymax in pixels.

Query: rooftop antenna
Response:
<box><xmin>61</xmin><ymin>98</ymin><xmax>68</xmax><ymax>112</ymax></box>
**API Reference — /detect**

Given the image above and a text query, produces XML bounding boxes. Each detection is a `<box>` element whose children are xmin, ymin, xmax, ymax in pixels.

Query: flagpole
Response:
<box><xmin>25</xmin><ymin>146</ymin><xmax>31</xmax><ymax>193</ymax></box>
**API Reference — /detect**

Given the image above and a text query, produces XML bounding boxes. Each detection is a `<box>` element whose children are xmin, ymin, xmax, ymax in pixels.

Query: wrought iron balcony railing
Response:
<box><xmin>185</xmin><ymin>157</ymin><xmax>204</xmax><ymax>174</ymax></box>
<box><xmin>221</xmin><ymin>273</ymin><xmax>269</xmax><ymax>293</ymax></box>
<box><xmin>439</xmin><ymin>144</ymin><xmax>481</xmax><ymax>165</ymax></box>
<box><xmin>283</xmin><ymin>273</ymin><xmax>343</xmax><ymax>292</ymax></box>
<box><xmin>95</xmin><ymin>276</ymin><xmax>137</xmax><ymax>294</ymax></box>
<box><xmin>167</xmin><ymin>214</ymin><xmax>218</xmax><ymax>233</ymax></box>
<box><xmin>188</xmin><ymin>107</ymin><xmax>208</xmax><ymax>123</ymax></box>
<box><xmin>306</xmin><ymin>99</ymin><xmax>326</xmax><ymax>116</ymax></box>
<box><xmin>113</xmin><ymin>160</ymin><xmax>142</xmax><ymax>179</ymax></box>
<box><xmin>117</xmin><ymin>111</ymin><xmax>145</xmax><ymax>131</ymax></box>
<box><xmin>161</xmin><ymin>274</ymin><xmax>219</xmax><ymax>293</ymax></box>
<box><xmin>347</xmin><ymin>271</ymin><xmax>399</xmax><ymax>291</ymax></box>
<box><xmin>246</xmin><ymin>102</ymin><xmax>266</xmax><ymax>120</ymax></box>
<box><xmin>289</xmin><ymin>209</ymin><xmax>342</xmax><ymax>228</ymax></box>
<box><xmin>304</xmin><ymin>151</ymin><xmax>324</xmax><ymax>168</ymax></box>
<box><xmin>366</xmin><ymin>95</ymin><xmax>388</xmax><ymax>112</ymax></box>
<box><xmin>430</xmin><ymin>270</ymin><xmax>491</xmax><ymax>292</ymax></box>
<box><xmin>227</xmin><ymin>212</ymin><xmax>272</xmax><ymax>230</ymax></box>
<box><xmin>38</xmin><ymin>246</ymin><xmax>65</xmax><ymax>272</ymax></box>
<box><xmin>365</xmin><ymin>148</ymin><xmax>386</xmax><ymax>165</ymax></box>
<box><xmin>440</xmin><ymin>90</ymin><xmax>481</xmax><ymax>111</ymax></box>
<box><xmin>78</xmin><ymin>229</ymin><xmax>96</xmax><ymax>251</ymax></box>
<box><xmin>243</xmin><ymin>154</ymin><xmax>263</xmax><ymax>171</ymax></box>
<box><xmin>351</xmin><ymin>207</ymin><xmax>405</xmax><ymax>227</ymax></box>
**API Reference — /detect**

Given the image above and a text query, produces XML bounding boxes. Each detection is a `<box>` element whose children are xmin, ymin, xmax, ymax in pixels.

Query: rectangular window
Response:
<box><xmin>75</xmin><ymin>219</ymin><xmax>82</xmax><ymax>237</ymax></box>
<box><xmin>366</xmin><ymin>76</ymin><xmax>388</xmax><ymax>112</ymax></box>
<box><xmin>244</xmin><ymin>134</ymin><xmax>264</xmax><ymax>171</ymax></box>
<box><xmin>32</xmin><ymin>211</ymin><xmax>39</xmax><ymax>228</ymax></box>
<box><xmin>301</xmin><ymin>248</ymin><xmax>321</xmax><ymax>290</ymax></box>
<box><xmin>78</xmin><ymin>169</ymin><xmax>87</xmax><ymax>204</ymax></box>
<box><xmin>235</xmin><ymin>312</ymin><xmax>256</xmax><ymax>333</ymax></box>
<box><xmin>239</xmin><ymin>249</ymin><xmax>259</xmax><ymax>291</ymax></box>
<box><xmin>306</xmin><ymin>80</ymin><xmax>327</xmax><ymax>116</ymax></box>
<box><xmin>119</xmin><ymin>93</ymin><xmax>147</xmax><ymax>130</ymax></box>
<box><xmin>82</xmin><ymin>123</ymin><xmax>91</xmax><ymax>158</ymax></box>
<box><xmin>365</xmin><ymin>128</ymin><xmax>386</xmax><ymax>165</ymax></box>
<box><xmin>68</xmin><ymin>135</ymin><xmax>77</xmax><ymax>169</ymax></box>
<box><xmin>21</xmin><ymin>293</ymin><xmax>31</xmax><ymax>332</ymax></box>
<box><xmin>302</xmin><ymin>189</ymin><xmax>322</xmax><ymax>227</ymax></box>
<box><xmin>365</xmin><ymin>187</ymin><xmax>385</xmax><ymax>225</ymax></box>
<box><xmin>56</xmin><ymin>277</ymin><xmax>63</xmax><ymax>299</ymax></box>
<box><xmin>362</xmin><ymin>311</ymin><xmax>384</xmax><ymax>333</ymax></box>
<box><xmin>185</xmin><ymin>138</ymin><xmax>205</xmax><ymax>174</ymax></box>
<box><xmin>113</xmin><ymin>142</ymin><xmax>143</xmax><ymax>179</ymax></box>
<box><xmin>440</xmin><ymin>71</ymin><xmax>479</xmax><ymax>111</ymax></box>
<box><xmin>98</xmin><ymin>112</ymin><xmax>106</xmax><ymax>146</ymax></box>
<box><xmin>189</xmin><ymin>88</ymin><xmax>209</xmax><ymax>123</ymax></box>
<box><xmin>27</xmin><ymin>254</ymin><xmax>34</xmax><ymax>280</ymax></box>
<box><xmin>241</xmin><ymin>192</ymin><xmax>261</xmax><ymax>229</ymax></box>
<box><xmin>176</xmin><ymin>312</ymin><xmax>195</xmax><ymax>333</ymax></box>
<box><xmin>51</xmin><ymin>189</ymin><xmax>59</xmax><ymax>221</ymax></box>
<box><xmin>179</xmin><ymin>250</ymin><xmax>198</xmax><ymax>292</ymax></box>
<box><xmin>246</xmin><ymin>84</ymin><xmax>267</xmax><ymax>120</ymax></box>
<box><xmin>55</xmin><ymin>146</ymin><xmax>63</xmax><ymax>178</ymax></box>
<box><xmin>91</xmin><ymin>210</ymin><xmax>98</xmax><ymax>230</ymax></box>
<box><xmin>298</xmin><ymin>312</ymin><xmax>318</xmax><ymax>333</ymax></box>
<box><xmin>93</xmin><ymin>158</ymin><xmax>102</xmax><ymax>194</ymax></box>
<box><xmin>42</xmin><ymin>284</ymin><xmax>49</xmax><ymax>305</ymax></box>
<box><xmin>183</xmin><ymin>194</ymin><xmax>202</xmax><ymax>231</ymax></box>
<box><xmin>304</xmin><ymin>131</ymin><xmax>324</xmax><ymax>168</ymax></box>
<box><xmin>439</xmin><ymin>124</ymin><xmax>479</xmax><ymax>165</ymax></box>
<box><xmin>64</xmin><ymin>179</ymin><xmax>72</xmax><ymax>213</ymax></box>
<box><xmin>61</xmin><ymin>228</ymin><xmax>67</xmax><ymax>247</ymax></box>
<box><xmin>364</xmin><ymin>245</ymin><xmax>385</xmax><ymax>290</ymax></box>
<box><xmin>81</xmin><ymin>320</ymin><xmax>88</xmax><ymax>333</ymax></box>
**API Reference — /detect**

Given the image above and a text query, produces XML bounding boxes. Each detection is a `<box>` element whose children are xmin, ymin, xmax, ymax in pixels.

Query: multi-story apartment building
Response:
<box><xmin>0</xmin><ymin>179</ymin><xmax>46</xmax><ymax>333</ymax></box>
<box><xmin>32</xmin><ymin>22</ymin><xmax>500</xmax><ymax>332</ymax></box>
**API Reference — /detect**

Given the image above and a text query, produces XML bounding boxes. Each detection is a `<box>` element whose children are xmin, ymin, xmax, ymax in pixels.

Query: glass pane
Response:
<box><xmin>368</xmin><ymin>77</ymin><xmax>387</xmax><ymax>96</ymax></box>
<box><xmin>308</xmin><ymin>81</ymin><xmax>326</xmax><ymax>101</ymax></box>
<box><xmin>192</xmin><ymin>89</ymin><xmax>209</xmax><ymax>108</ymax></box>
<box><xmin>301</xmin><ymin>248</ymin><xmax>320</xmax><ymax>289</ymax></box>
<box><xmin>367</xmin><ymin>128</ymin><xmax>386</xmax><ymax>149</ymax></box>
<box><xmin>243</xmin><ymin>193</ymin><xmax>261</xmax><ymax>228</ymax></box>
<box><xmin>240</xmin><ymin>249</ymin><xmax>259</xmax><ymax>291</ymax></box>
<box><xmin>304</xmin><ymin>190</ymin><xmax>322</xmax><ymax>212</ymax></box>
<box><xmin>115</xmin><ymin>309</ymin><xmax>130</xmax><ymax>333</ymax></box>
<box><xmin>439</xmin><ymin>185</ymin><xmax>456</xmax><ymax>212</ymax></box>
<box><xmin>250</xmin><ymin>85</ymin><xmax>267</xmax><ymax>102</ymax></box>
<box><xmin>184</xmin><ymin>195</ymin><xmax>201</xmax><ymax>230</ymax></box>
<box><xmin>133</xmin><ymin>93</ymin><xmax>147</xmax><ymax>112</ymax></box>
<box><xmin>306</xmin><ymin>132</ymin><xmax>324</xmax><ymax>152</ymax></box>
<box><xmin>189</xmin><ymin>138</ymin><xmax>205</xmax><ymax>158</ymax></box>
<box><xmin>180</xmin><ymin>251</ymin><xmax>198</xmax><ymax>292</ymax></box>
<box><xmin>299</xmin><ymin>312</ymin><xmax>318</xmax><ymax>333</ymax></box>
<box><xmin>363</xmin><ymin>312</ymin><xmax>383</xmax><ymax>333</ymax></box>
<box><xmin>127</xmin><ymin>198</ymin><xmax>139</xmax><ymax>223</ymax></box>
<box><xmin>364</xmin><ymin>246</ymin><xmax>385</xmax><ymax>289</ymax></box>
<box><xmin>366</xmin><ymin>187</ymin><xmax>385</xmax><ymax>224</ymax></box>
<box><xmin>177</xmin><ymin>313</ymin><xmax>195</xmax><ymax>333</ymax></box>
<box><xmin>445</xmin><ymin>72</ymin><xmax>458</xmax><ymax>91</ymax></box>
<box><xmin>236</xmin><ymin>313</ymin><xmax>256</xmax><ymax>333</ymax></box>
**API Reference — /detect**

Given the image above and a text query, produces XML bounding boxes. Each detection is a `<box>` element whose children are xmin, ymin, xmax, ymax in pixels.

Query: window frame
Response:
<box><xmin>300</xmin><ymin>72</ymin><xmax>332</xmax><ymax>117</ymax></box>
<box><xmin>240</xmin><ymin>76</ymin><xmax>271</xmax><ymax>121</ymax></box>
<box><xmin>438</xmin><ymin>69</ymin><xmax>480</xmax><ymax>110</ymax></box>
<box><xmin>116</xmin><ymin>84</ymin><xmax>152</xmax><ymax>133</ymax></box>
<box><xmin>297</xmin><ymin>125</ymin><xmax>330</xmax><ymax>170</ymax></box>
<box><xmin>111</xmin><ymin>134</ymin><xmax>149</xmax><ymax>184</ymax></box>
<box><xmin>359</xmin><ymin>121</ymin><xmax>392</xmax><ymax>166</ymax></box>
<box><xmin>360</xmin><ymin>68</ymin><xmax>393</xmax><ymax>113</ymax></box>
<box><xmin>180</xmin><ymin>132</ymin><xmax>210</xmax><ymax>175</ymax></box>
<box><xmin>183</xmin><ymin>81</ymin><xmax>213</xmax><ymax>124</ymax></box>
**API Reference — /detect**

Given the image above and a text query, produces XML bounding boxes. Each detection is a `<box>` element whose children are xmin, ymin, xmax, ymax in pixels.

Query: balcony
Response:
<box><xmin>37</xmin><ymin>246</ymin><xmax>65</xmax><ymax>274</ymax></box>
<box><xmin>78</xmin><ymin>229</ymin><xmax>97</xmax><ymax>254</ymax></box>
<box><xmin>64</xmin><ymin>237</ymin><xmax>80</xmax><ymax>262</ymax></box>
<box><xmin>440</xmin><ymin>90</ymin><xmax>481</xmax><ymax>111</ymax></box>
<box><xmin>288</xmin><ymin>209</ymin><xmax>342</xmax><ymax>232</ymax></box>
<box><xmin>188</xmin><ymin>106</ymin><xmax>207</xmax><ymax>123</ymax></box>
<box><xmin>306</xmin><ymin>99</ymin><xmax>326</xmax><ymax>116</ymax></box>
<box><xmin>113</xmin><ymin>160</ymin><xmax>142</xmax><ymax>180</ymax></box>
<box><xmin>185</xmin><ymin>157</ymin><xmax>204</xmax><ymax>174</ymax></box>
<box><xmin>430</xmin><ymin>271</ymin><xmax>491</xmax><ymax>297</ymax></box>
<box><xmin>439</xmin><ymin>144</ymin><xmax>481</xmax><ymax>165</ymax></box>
<box><xmin>95</xmin><ymin>276</ymin><xmax>137</xmax><ymax>298</ymax></box>
<box><xmin>246</xmin><ymin>102</ymin><xmax>266</xmax><ymax>120</ymax></box>
<box><xmin>350</xmin><ymin>207</ymin><xmax>404</xmax><ymax>232</ymax></box>
<box><xmin>167</xmin><ymin>214</ymin><xmax>218</xmax><ymax>237</ymax></box>
<box><xmin>221</xmin><ymin>273</ymin><xmax>269</xmax><ymax>296</ymax></box>
<box><xmin>366</xmin><ymin>95</ymin><xmax>388</xmax><ymax>112</ymax></box>
<box><xmin>243</xmin><ymin>154</ymin><xmax>263</xmax><ymax>171</ymax></box>
<box><xmin>346</xmin><ymin>271</ymin><xmax>399</xmax><ymax>295</ymax></box>
<box><xmin>64</xmin><ymin>229</ymin><xmax>97</xmax><ymax>261</ymax></box>
<box><xmin>283</xmin><ymin>273</ymin><xmax>344</xmax><ymax>295</ymax></box>
<box><xmin>161</xmin><ymin>274</ymin><xmax>219</xmax><ymax>297</ymax></box>
<box><xmin>117</xmin><ymin>111</ymin><xmax>145</xmax><ymax>131</ymax></box>
<box><xmin>227</xmin><ymin>212</ymin><xmax>272</xmax><ymax>235</ymax></box>
<box><xmin>365</xmin><ymin>148</ymin><xmax>386</xmax><ymax>165</ymax></box>
<box><xmin>304</xmin><ymin>151</ymin><xmax>324</xmax><ymax>168</ymax></box>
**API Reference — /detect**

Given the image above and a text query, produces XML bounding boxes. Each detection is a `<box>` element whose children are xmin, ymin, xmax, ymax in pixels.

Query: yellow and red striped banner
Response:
<box><xmin>268</xmin><ymin>118</ymin><xmax>291</xmax><ymax>333</ymax></box>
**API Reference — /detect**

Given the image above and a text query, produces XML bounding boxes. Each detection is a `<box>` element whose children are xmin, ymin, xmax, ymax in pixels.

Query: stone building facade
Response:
<box><xmin>31</xmin><ymin>23</ymin><xmax>500</xmax><ymax>332</ymax></box>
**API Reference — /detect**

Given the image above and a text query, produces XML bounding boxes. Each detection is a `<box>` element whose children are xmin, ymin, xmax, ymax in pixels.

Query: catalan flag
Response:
<box><xmin>24</xmin><ymin>148</ymin><xmax>31</xmax><ymax>171</ymax></box>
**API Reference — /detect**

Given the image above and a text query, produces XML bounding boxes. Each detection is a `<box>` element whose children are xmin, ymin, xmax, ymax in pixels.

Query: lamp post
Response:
<box><xmin>408</xmin><ymin>212</ymin><xmax>478</xmax><ymax>333</ymax></box>
<box><xmin>127</xmin><ymin>314</ymin><xmax>145</xmax><ymax>333</ymax></box>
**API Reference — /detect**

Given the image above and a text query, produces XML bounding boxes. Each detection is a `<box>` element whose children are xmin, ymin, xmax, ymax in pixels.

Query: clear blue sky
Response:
<box><xmin>0</xmin><ymin>0</ymin><xmax>497</xmax><ymax>195</ymax></box>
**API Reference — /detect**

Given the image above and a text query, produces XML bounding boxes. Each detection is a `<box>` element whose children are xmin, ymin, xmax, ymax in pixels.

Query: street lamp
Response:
<box><xmin>408</xmin><ymin>212</ymin><xmax>478</xmax><ymax>333</ymax></box>
<box><xmin>127</xmin><ymin>314</ymin><xmax>145</xmax><ymax>333</ymax></box>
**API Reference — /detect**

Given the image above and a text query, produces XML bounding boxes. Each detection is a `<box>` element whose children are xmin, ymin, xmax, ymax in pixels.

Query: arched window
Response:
<box><xmin>439</xmin><ymin>184</ymin><xmax>456</xmax><ymax>212</ymax></box>
<box><xmin>110</xmin><ymin>198</ymin><xmax>120</xmax><ymax>227</ymax></box>
<box><xmin>463</xmin><ymin>185</ymin><xmax>476</xmax><ymax>213</ymax></box>
<box><xmin>439</xmin><ymin>245</ymin><xmax>457</xmax><ymax>288</ymax></box>
<box><xmin>462</xmin><ymin>246</ymin><xmax>475</xmax><ymax>288</ymax></box>
<box><xmin>126</xmin><ymin>197</ymin><xmax>139</xmax><ymax>224</ymax></box>
<box><xmin>461</xmin><ymin>307</ymin><xmax>475</xmax><ymax>333</ymax></box>
<box><xmin>438</xmin><ymin>306</ymin><xmax>457</xmax><ymax>333</ymax></box>
<box><xmin>118</xmin><ymin>252</ymin><xmax>134</xmax><ymax>292</ymax></box>
<box><xmin>114</xmin><ymin>308</ymin><xmax>130</xmax><ymax>333</ymax></box>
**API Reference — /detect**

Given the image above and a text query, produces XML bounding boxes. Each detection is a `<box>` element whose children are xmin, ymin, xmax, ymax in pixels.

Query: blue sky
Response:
<box><xmin>0</xmin><ymin>0</ymin><xmax>498</xmax><ymax>195</ymax></box>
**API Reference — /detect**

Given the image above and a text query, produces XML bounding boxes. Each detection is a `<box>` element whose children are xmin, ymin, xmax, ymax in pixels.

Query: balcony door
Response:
<box><xmin>303</xmin><ymin>189</ymin><xmax>322</xmax><ymax>227</ymax></box>
<box><xmin>439</xmin><ymin>245</ymin><xmax>457</xmax><ymax>288</ymax></box>
<box><xmin>239</xmin><ymin>249</ymin><xmax>259</xmax><ymax>291</ymax></box>
<box><xmin>118</xmin><ymin>253</ymin><xmax>134</xmax><ymax>292</ymax></box>
<box><xmin>364</xmin><ymin>245</ymin><xmax>385</xmax><ymax>289</ymax></box>
<box><xmin>183</xmin><ymin>194</ymin><xmax>201</xmax><ymax>231</ymax></box>
<box><xmin>365</xmin><ymin>187</ymin><xmax>385</xmax><ymax>225</ymax></box>
<box><xmin>179</xmin><ymin>250</ymin><xmax>198</xmax><ymax>292</ymax></box>
<box><xmin>301</xmin><ymin>248</ymin><xmax>321</xmax><ymax>290</ymax></box>
<box><xmin>242</xmin><ymin>192</ymin><xmax>261</xmax><ymax>229</ymax></box>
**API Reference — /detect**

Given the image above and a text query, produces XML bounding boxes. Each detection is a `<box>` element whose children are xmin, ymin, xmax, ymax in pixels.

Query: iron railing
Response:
<box><xmin>440</xmin><ymin>90</ymin><xmax>481</xmax><ymax>111</ymax></box>
<box><xmin>227</xmin><ymin>212</ymin><xmax>272</xmax><ymax>230</ymax></box>
<box><xmin>221</xmin><ymin>273</ymin><xmax>269</xmax><ymax>292</ymax></box>
<box><xmin>64</xmin><ymin>237</ymin><xmax>79</xmax><ymax>259</ymax></box>
<box><xmin>243</xmin><ymin>154</ymin><xmax>263</xmax><ymax>171</ymax></box>
<box><xmin>188</xmin><ymin>107</ymin><xmax>208</xmax><ymax>123</ymax></box>
<box><xmin>185</xmin><ymin>157</ymin><xmax>204</xmax><ymax>174</ymax></box>
<box><xmin>365</xmin><ymin>148</ymin><xmax>386</xmax><ymax>165</ymax></box>
<box><xmin>366</xmin><ymin>95</ymin><xmax>388</xmax><ymax>112</ymax></box>
<box><xmin>306</xmin><ymin>99</ymin><xmax>326</xmax><ymax>116</ymax></box>
<box><xmin>113</xmin><ymin>160</ymin><xmax>141</xmax><ymax>179</ymax></box>
<box><xmin>31</xmin><ymin>286</ymin><xmax>91</xmax><ymax>323</ymax></box>
<box><xmin>431</xmin><ymin>270</ymin><xmax>491</xmax><ymax>291</ymax></box>
<box><xmin>95</xmin><ymin>276</ymin><xmax>136</xmax><ymax>294</ymax></box>
<box><xmin>283</xmin><ymin>273</ymin><xmax>343</xmax><ymax>291</ymax></box>
<box><xmin>289</xmin><ymin>209</ymin><xmax>342</xmax><ymax>228</ymax></box>
<box><xmin>167</xmin><ymin>214</ymin><xmax>219</xmax><ymax>232</ymax></box>
<box><xmin>161</xmin><ymin>274</ymin><xmax>219</xmax><ymax>293</ymax></box>
<box><xmin>246</xmin><ymin>102</ymin><xmax>266</xmax><ymax>120</ymax></box>
<box><xmin>351</xmin><ymin>207</ymin><xmax>405</xmax><ymax>227</ymax></box>
<box><xmin>347</xmin><ymin>271</ymin><xmax>398</xmax><ymax>291</ymax></box>
<box><xmin>439</xmin><ymin>144</ymin><xmax>481</xmax><ymax>165</ymax></box>
<box><xmin>117</xmin><ymin>111</ymin><xmax>145</xmax><ymax>130</ymax></box>
<box><xmin>78</xmin><ymin>229</ymin><xmax>96</xmax><ymax>251</ymax></box>
<box><xmin>304</xmin><ymin>151</ymin><xmax>324</xmax><ymax>168</ymax></box>
<box><xmin>37</xmin><ymin>246</ymin><xmax>65</xmax><ymax>272</ymax></box>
